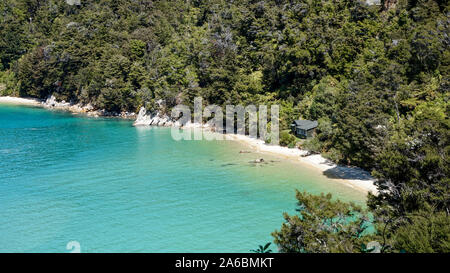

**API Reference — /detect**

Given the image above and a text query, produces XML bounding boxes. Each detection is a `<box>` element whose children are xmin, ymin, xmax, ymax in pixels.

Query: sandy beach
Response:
<box><xmin>225</xmin><ymin>134</ymin><xmax>378</xmax><ymax>194</ymax></box>
<box><xmin>0</xmin><ymin>95</ymin><xmax>136</xmax><ymax>119</ymax></box>
<box><xmin>0</xmin><ymin>96</ymin><xmax>42</xmax><ymax>106</ymax></box>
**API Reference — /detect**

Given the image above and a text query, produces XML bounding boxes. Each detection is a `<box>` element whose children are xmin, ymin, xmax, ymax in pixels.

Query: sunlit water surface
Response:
<box><xmin>0</xmin><ymin>104</ymin><xmax>366</xmax><ymax>252</ymax></box>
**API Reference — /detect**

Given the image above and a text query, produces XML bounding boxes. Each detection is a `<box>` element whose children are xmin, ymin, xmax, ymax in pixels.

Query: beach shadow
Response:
<box><xmin>322</xmin><ymin>165</ymin><xmax>373</xmax><ymax>181</ymax></box>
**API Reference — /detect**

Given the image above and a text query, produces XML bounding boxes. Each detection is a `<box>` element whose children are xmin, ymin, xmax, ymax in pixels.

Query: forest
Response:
<box><xmin>0</xmin><ymin>0</ymin><xmax>448</xmax><ymax>252</ymax></box>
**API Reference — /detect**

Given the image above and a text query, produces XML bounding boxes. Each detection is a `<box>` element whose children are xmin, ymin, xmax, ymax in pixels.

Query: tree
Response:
<box><xmin>368</xmin><ymin>99</ymin><xmax>449</xmax><ymax>216</ymax></box>
<box><xmin>272</xmin><ymin>191</ymin><xmax>372</xmax><ymax>253</ymax></box>
<box><xmin>367</xmin><ymin>99</ymin><xmax>450</xmax><ymax>252</ymax></box>
<box><xmin>392</xmin><ymin>209</ymin><xmax>450</xmax><ymax>253</ymax></box>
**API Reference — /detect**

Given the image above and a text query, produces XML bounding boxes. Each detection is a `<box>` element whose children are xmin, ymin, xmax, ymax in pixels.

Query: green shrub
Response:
<box><xmin>0</xmin><ymin>70</ymin><xmax>18</xmax><ymax>96</ymax></box>
<box><xmin>280</xmin><ymin>130</ymin><xmax>298</xmax><ymax>147</ymax></box>
<box><xmin>302</xmin><ymin>137</ymin><xmax>322</xmax><ymax>153</ymax></box>
<box><xmin>393</xmin><ymin>210</ymin><xmax>450</xmax><ymax>253</ymax></box>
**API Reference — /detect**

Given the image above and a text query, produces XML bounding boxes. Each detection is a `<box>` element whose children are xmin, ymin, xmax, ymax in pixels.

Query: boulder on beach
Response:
<box><xmin>45</xmin><ymin>95</ymin><xmax>57</xmax><ymax>107</ymax></box>
<box><xmin>44</xmin><ymin>94</ymin><xmax>71</xmax><ymax>108</ymax></box>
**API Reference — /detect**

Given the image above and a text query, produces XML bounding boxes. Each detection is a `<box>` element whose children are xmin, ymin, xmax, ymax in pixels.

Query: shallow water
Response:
<box><xmin>0</xmin><ymin>104</ymin><xmax>366</xmax><ymax>252</ymax></box>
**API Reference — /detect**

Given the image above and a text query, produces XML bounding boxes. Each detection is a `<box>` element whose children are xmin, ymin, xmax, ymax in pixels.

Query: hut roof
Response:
<box><xmin>292</xmin><ymin>120</ymin><xmax>318</xmax><ymax>130</ymax></box>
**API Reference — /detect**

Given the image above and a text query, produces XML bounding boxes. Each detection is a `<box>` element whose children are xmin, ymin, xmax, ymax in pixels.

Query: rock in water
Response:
<box><xmin>251</xmin><ymin>158</ymin><xmax>265</xmax><ymax>163</ymax></box>
<box><xmin>44</xmin><ymin>94</ymin><xmax>70</xmax><ymax>108</ymax></box>
<box><xmin>45</xmin><ymin>95</ymin><xmax>57</xmax><ymax>107</ymax></box>
<box><xmin>133</xmin><ymin>107</ymin><xmax>175</xmax><ymax>127</ymax></box>
<box><xmin>133</xmin><ymin>107</ymin><xmax>152</xmax><ymax>126</ymax></box>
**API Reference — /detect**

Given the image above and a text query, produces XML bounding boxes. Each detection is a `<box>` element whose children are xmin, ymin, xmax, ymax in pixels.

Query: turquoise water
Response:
<box><xmin>0</xmin><ymin>104</ymin><xmax>366</xmax><ymax>253</ymax></box>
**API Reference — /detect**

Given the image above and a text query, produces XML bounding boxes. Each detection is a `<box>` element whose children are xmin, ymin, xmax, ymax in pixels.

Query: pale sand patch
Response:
<box><xmin>225</xmin><ymin>133</ymin><xmax>378</xmax><ymax>194</ymax></box>
<box><xmin>0</xmin><ymin>96</ymin><xmax>42</xmax><ymax>106</ymax></box>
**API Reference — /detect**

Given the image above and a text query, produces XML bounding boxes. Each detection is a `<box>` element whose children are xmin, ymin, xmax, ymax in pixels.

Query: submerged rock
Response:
<box><xmin>251</xmin><ymin>158</ymin><xmax>265</xmax><ymax>164</ymax></box>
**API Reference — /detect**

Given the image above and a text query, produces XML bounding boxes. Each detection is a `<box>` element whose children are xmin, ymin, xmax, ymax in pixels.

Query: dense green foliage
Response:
<box><xmin>272</xmin><ymin>191</ymin><xmax>373</xmax><ymax>253</ymax></box>
<box><xmin>365</xmin><ymin>98</ymin><xmax>450</xmax><ymax>252</ymax></box>
<box><xmin>279</xmin><ymin>130</ymin><xmax>300</xmax><ymax>147</ymax></box>
<box><xmin>275</xmin><ymin>94</ymin><xmax>449</xmax><ymax>253</ymax></box>
<box><xmin>1</xmin><ymin>0</ymin><xmax>448</xmax><ymax>252</ymax></box>
<box><xmin>273</xmin><ymin>191</ymin><xmax>450</xmax><ymax>253</ymax></box>
<box><xmin>391</xmin><ymin>209</ymin><xmax>450</xmax><ymax>253</ymax></box>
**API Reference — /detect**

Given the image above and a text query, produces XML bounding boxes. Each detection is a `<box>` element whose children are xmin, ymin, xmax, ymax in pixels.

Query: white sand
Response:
<box><xmin>225</xmin><ymin>134</ymin><xmax>378</xmax><ymax>194</ymax></box>
<box><xmin>0</xmin><ymin>96</ymin><xmax>42</xmax><ymax>106</ymax></box>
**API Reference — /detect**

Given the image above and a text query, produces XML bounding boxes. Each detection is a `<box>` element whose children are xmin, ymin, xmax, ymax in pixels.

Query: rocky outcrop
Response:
<box><xmin>42</xmin><ymin>94</ymin><xmax>136</xmax><ymax>119</ymax></box>
<box><xmin>133</xmin><ymin>107</ymin><xmax>153</xmax><ymax>126</ymax></box>
<box><xmin>44</xmin><ymin>95</ymin><xmax>70</xmax><ymax>108</ymax></box>
<box><xmin>133</xmin><ymin>106</ymin><xmax>213</xmax><ymax>129</ymax></box>
<box><xmin>133</xmin><ymin>107</ymin><xmax>175</xmax><ymax>127</ymax></box>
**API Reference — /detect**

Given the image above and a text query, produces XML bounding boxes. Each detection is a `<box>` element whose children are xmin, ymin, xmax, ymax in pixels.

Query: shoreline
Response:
<box><xmin>224</xmin><ymin>134</ymin><xmax>378</xmax><ymax>194</ymax></box>
<box><xmin>0</xmin><ymin>96</ymin><xmax>136</xmax><ymax>119</ymax></box>
<box><xmin>1</xmin><ymin>96</ymin><xmax>378</xmax><ymax>194</ymax></box>
<box><xmin>0</xmin><ymin>96</ymin><xmax>42</xmax><ymax>106</ymax></box>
